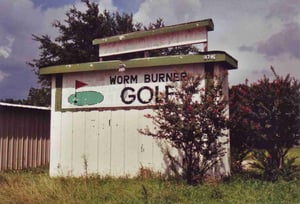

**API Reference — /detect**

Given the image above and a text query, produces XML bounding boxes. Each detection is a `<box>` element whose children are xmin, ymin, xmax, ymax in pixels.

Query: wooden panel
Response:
<box><xmin>85</xmin><ymin>111</ymin><xmax>99</xmax><ymax>174</ymax></box>
<box><xmin>49</xmin><ymin>77</ymin><xmax>62</xmax><ymax>176</ymax></box>
<box><xmin>60</xmin><ymin>112</ymin><xmax>73</xmax><ymax>174</ymax></box>
<box><xmin>98</xmin><ymin>27</ymin><xmax>208</xmax><ymax>57</ymax></box>
<box><xmin>138</xmin><ymin>109</ymin><xmax>154</xmax><ymax>169</ymax></box>
<box><xmin>97</xmin><ymin>110</ymin><xmax>111</xmax><ymax>175</ymax></box>
<box><xmin>72</xmin><ymin>112</ymin><xmax>86</xmax><ymax>176</ymax></box>
<box><xmin>124</xmin><ymin>110</ymin><xmax>139</xmax><ymax>175</ymax></box>
<box><xmin>110</xmin><ymin>110</ymin><xmax>125</xmax><ymax>176</ymax></box>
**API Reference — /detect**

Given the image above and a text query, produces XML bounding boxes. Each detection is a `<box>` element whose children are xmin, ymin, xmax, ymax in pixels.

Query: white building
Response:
<box><xmin>40</xmin><ymin>19</ymin><xmax>237</xmax><ymax>177</ymax></box>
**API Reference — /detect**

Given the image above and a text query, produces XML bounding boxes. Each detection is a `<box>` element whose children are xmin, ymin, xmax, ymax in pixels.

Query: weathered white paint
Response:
<box><xmin>60</xmin><ymin>112</ymin><xmax>73</xmax><ymax>174</ymax></box>
<box><xmin>85</xmin><ymin>111</ymin><xmax>99</xmax><ymax>174</ymax></box>
<box><xmin>47</xmin><ymin>19</ymin><xmax>237</xmax><ymax>178</ymax></box>
<box><xmin>61</xmin><ymin>65</ymin><xmax>204</xmax><ymax>109</ymax></box>
<box><xmin>97</xmin><ymin>110</ymin><xmax>111</xmax><ymax>175</ymax></box>
<box><xmin>98</xmin><ymin>28</ymin><xmax>208</xmax><ymax>57</ymax></box>
<box><xmin>72</xmin><ymin>112</ymin><xmax>86</xmax><ymax>176</ymax></box>
<box><xmin>49</xmin><ymin>64</ymin><xmax>231</xmax><ymax>177</ymax></box>
<box><xmin>49</xmin><ymin>76</ymin><xmax>62</xmax><ymax>176</ymax></box>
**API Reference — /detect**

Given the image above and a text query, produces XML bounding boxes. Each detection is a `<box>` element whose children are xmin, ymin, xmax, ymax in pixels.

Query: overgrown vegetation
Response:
<box><xmin>0</xmin><ymin>163</ymin><xmax>299</xmax><ymax>203</ymax></box>
<box><xmin>230</xmin><ymin>67</ymin><xmax>300</xmax><ymax>181</ymax></box>
<box><xmin>140</xmin><ymin>73</ymin><xmax>229</xmax><ymax>185</ymax></box>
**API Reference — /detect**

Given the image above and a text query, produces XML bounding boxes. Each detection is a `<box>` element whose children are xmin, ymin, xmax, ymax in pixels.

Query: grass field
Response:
<box><xmin>0</xmin><ymin>148</ymin><xmax>299</xmax><ymax>203</ymax></box>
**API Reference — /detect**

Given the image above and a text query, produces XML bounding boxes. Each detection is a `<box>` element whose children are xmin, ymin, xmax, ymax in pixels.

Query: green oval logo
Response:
<box><xmin>68</xmin><ymin>91</ymin><xmax>104</xmax><ymax>106</ymax></box>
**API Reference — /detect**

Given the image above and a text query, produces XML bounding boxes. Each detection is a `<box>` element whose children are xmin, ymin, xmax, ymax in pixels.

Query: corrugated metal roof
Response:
<box><xmin>0</xmin><ymin>102</ymin><xmax>50</xmax><ymax>110</ymax></box>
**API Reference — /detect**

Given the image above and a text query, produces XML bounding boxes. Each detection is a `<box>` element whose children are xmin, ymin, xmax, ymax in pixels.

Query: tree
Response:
<box><xmin>250</xmin><ymin>68</ymin><xmax>300</xmax><ymax>180</ymax></box>
<box><xmin>28</xmin><ymin>0</ymin><xmax>198</xmax><ymax>106</ymax></box>
<box><xmin>140</xmin><ymin>73</ymin><xmax>229</xmax><ymax>185</ymax></box>
<box><xmin>229</xmin><ymin>83</ymin><xmax>258</xmax><ymax>172</ymax></box>
<box><xmin>230</xmin><ymin>67</ymin><xmax>300</xmax><ymax>180</ymax></box>
<box><xmin>28</xmin><ymin>0</ymin><xmax>147</xmax><ymax>106</ymax></box>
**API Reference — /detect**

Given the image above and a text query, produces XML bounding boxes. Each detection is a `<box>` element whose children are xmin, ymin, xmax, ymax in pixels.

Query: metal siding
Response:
<box><xmin>0</xmin><ymin>105</ymin><xmax>50</xmax><ymax>171</ymax></box>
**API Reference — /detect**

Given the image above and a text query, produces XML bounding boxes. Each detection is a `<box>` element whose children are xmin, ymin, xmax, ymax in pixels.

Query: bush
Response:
<box><xmin>230</xmin><ymin>67</ymin><xmax>300</xmax><ymax>179</ymax></box>
<box><xmin>140</xmin><ymin>73</ymin><xmax>229</xmax><ymax>184</ymax></box>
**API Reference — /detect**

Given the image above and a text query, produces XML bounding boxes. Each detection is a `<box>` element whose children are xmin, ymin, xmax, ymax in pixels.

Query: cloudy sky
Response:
<box><xmin>0</xmin><ymin>0</ymin><xmax>299</xmax><ymax>100</ymax></box>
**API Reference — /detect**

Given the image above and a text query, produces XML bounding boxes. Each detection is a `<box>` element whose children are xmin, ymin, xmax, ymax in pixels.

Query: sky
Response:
<box><xmin>0</xmin><ymin>0</ymin><xmax>299</xmax><ymax>100</ymax></box>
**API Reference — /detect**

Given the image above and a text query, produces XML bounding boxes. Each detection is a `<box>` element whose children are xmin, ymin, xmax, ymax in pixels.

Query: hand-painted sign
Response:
<box><xmin>68</xmin><ymin>80</ymin><xmax>104</xmax><ymax>106</ymax></box>
<box><xmin>61</xmin><ymin>66</ymin><xmax>204</xmax><ymax>109</ymax></box>
<box><xmin>75</xmin><ymin>80</ymin><xmax>88</xmax><ymax>89</ymax></box>
<box><xmin>68</xmin><ymin>91</ymin><xmax>104</xmax><ymax>106</ymax></box>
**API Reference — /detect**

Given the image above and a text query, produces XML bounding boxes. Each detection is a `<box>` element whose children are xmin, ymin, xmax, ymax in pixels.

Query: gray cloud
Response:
<box><xmin>0</xmin><ymin>0</ymin><xmax>44</xmax><ymax>99</ymax></box>
<box><xmin>266</xmin><ymin>0</ymin><xmax>300</xmax><ymax>22</ymax></box>
<box><xmin>257</xmin><ymin>22</ymin><xmax>300</xmax><ymax>59</ymax></box>
<box><xmin>251</xmin><ymin>68</ymin><xmax>273</xmax><ymax>78</ymax></box>
<box><xmin>238</xmin><ymin>45</ymin><xmax>255</xmax><ymax>52</ymax></box>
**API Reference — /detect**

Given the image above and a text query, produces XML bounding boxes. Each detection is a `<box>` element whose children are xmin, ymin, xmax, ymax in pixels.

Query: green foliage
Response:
<box><xmin>252</xmin><ymin>150</ymin><xmax>300</xmax><ymax>181</ymax></box>
<box><xmin>29</xmin><ymin>0</ymin><xmax>142</xmax><ymax>70</ymax></box>
<box><xmin>140</xmin><ymin>74</ymin><xmax>229</xmax><ymax>185</ymax></box>
<box><xmin>28</xmin><ymin>0</ymin><xmax>153</xmax><ymax>106</ymax></box>
<box><xmin>230</xmin><ymin>67</ymin><xmax>300</xmax><ymax>179</ymax></box>
<box><xmin>26</xmin><ymin>86</ymin><xmax>51</xmax><ymax>106</ymax></box>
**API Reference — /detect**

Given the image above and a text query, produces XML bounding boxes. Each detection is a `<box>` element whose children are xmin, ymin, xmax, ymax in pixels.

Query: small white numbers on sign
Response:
<box><xmin>203</xmin><ymin>54</ymin><xmax>216</xmax><ymax>60</ymax></box>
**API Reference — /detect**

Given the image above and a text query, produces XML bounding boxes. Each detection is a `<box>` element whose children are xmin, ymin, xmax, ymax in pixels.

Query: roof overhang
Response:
<box><xmin>40</xmin><ymin>51</ymin><xmax>237</xmax><ymax>75</ymax></box>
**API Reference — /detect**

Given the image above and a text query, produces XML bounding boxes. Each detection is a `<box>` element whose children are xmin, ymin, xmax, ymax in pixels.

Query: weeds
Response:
<box><xmin>0</xmin><ymin>148</ymin><xmax>299</xmax><ymax>203</ymax></box>
<box><xmin>0</xmin><ymin>168</ymin><xmax>299</xmax><ymax>203</ymax></box>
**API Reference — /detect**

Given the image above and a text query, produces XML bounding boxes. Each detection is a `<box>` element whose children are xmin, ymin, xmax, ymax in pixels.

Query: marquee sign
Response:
<box><xmin>61</xmin><ymin>66</ymin><xmax>204</xmax><ymax>109</ymax></box>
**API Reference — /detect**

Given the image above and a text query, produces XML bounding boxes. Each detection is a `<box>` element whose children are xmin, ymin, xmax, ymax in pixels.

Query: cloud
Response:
<box><xmin>112</xmin><ymin>0</ymin><xmax>144</xmax><ymax>13</ymax></box>
<box><xmin>133</xmin><ymin>0</ymin><xmax>202</xmax><ymax>25</ymax></box>
<box><xmin>0</xmin><ymin>35</ymin><xmax>14</xmax><ymax>58</ymax></box>
<box><xmin>266</xmin><ymin>0</ymin><xmax>300</xmax><ymax>22</ymax></box>
<box><xmin>0</xmin><ymin>0</ymin><xmax>119</xmax><ymax>99</ymax></box>
<box><xmin>0</xmin><ymin>70</ymin><xmax>10</xmax><ymax>82</ymax></box>
<box><xmin>96</xmin><ymin>0</ymin><xmax>117</xmax><ymax>12</ymax></box>
<box><xmin>238</xmin><ymin>45</ymin><xmax>255</xmax><ymax>52</ymax></box>
<box><xmin>39</xmin><ymin>0</ymin><xmax>117</xmax><ymax>39</ymax></box>
<box><xmin>257</xmin><ymin>22</ymin><xmax>300</xmax><ymax>60</ymax></box>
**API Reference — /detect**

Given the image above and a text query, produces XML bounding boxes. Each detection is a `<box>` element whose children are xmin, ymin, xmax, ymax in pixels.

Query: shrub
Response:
<box><xmin>230</xmin><ymin>67</ymin><xmax>300</xmax><ymax>179</ymax></box>
<box><xmin>140</xmin><ymin>73</ymin><xmax>229</xmax><ymax>184</ymax></box>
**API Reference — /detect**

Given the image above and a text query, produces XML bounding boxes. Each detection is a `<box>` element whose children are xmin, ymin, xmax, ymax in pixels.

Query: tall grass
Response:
<box><xmin>0</xmin><ymin>168</ymin><xmax>300</xmax><ymax>203</ymax></box>
<box><xmin>0</xmin><ymin>148</ymin><xmax>299</xmax><ymax>203</ymax></box>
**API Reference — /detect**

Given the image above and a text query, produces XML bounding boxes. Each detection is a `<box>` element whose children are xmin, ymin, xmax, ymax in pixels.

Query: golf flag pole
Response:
<box><xmin>74</xmin><ymin>80</ymin><xmax>88</xmax><ymax>103</ymax></box>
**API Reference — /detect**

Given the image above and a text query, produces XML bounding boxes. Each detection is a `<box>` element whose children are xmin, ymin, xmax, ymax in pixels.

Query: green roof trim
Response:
<box><xmin>92</xmin><ymin>19</ymin><xmax>214</xmax><ymax>45</ymax></box>
<box><xmin>39</xmin><ymin>51</ymin><xmax>237</xmax><ymax>75</ymax></box>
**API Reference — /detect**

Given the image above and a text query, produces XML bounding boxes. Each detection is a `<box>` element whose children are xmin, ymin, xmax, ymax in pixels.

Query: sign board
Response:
<box><xmin>93</xmin><ymin>19</ymin><xmax>214</xmax><ymax>57</ymax></box>
<box><xmin>61</xmin><ymin>65</ymin><xmax>204</xmax><ymax>109</ymax></box>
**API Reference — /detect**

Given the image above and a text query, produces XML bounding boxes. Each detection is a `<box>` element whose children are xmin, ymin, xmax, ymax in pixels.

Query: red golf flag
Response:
<box><xmin>75</xmin><ymin>80</ymin><xmax>88</xmax><ymax>89</ymax></box>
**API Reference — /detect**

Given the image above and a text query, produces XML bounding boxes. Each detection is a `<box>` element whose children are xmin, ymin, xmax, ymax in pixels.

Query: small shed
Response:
<box><xmin>0</xmin><ymin>102</ymin><xmax>50</xmax><ymax>171</ymax></box>
<box><xmin>40</xmin><ymin>19</ymin><xmax>238</xmax><ymax>177</ymax></box>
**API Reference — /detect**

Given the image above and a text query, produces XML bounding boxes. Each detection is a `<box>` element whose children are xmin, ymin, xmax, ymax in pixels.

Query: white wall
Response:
<box><xmin>50</xmin><ymin>106</ymin><xmax>167</xmax><ymax>177</ymax></box>
<box><xmin>49</xmin><ymin>65</ymin><xmax>231</xmax><ymax>177</ymax></box>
